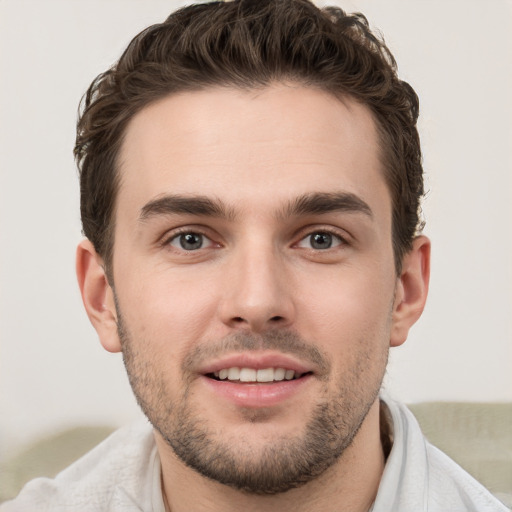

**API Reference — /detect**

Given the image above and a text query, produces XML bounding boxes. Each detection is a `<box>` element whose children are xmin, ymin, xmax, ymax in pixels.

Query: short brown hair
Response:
<box><xmin>75</xmin><ymin>0</ymin><xmax>424</xmax><ymax>275</ymax></box>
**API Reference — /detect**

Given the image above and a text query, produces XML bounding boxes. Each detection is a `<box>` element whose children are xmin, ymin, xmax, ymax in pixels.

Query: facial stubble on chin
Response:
<box><xmin>115</xmin><ymin>304</ymin><xmax>389</xmax><ymax>495</ymax></box>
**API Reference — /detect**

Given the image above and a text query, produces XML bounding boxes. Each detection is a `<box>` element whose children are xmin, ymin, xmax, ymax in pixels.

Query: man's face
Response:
<box><xmin>111</xmin><ymin>85</ymin><xmax>398</xmax><ymax>493</ymax></box>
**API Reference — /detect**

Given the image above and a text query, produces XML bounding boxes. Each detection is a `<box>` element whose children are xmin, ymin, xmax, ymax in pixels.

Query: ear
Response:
<box><xmin>390</xmin><ymin>235</ymin><xmax>431</xmax><ymax>347</ymax></box>
<box><xmin>76</xmin><ymin>239</ymin><xmax>121</xmax><ymax>353</ymax></box>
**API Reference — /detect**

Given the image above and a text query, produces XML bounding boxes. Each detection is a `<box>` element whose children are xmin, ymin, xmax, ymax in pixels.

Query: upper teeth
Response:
<box><xmin>214</xmin><ymin>367</ymin><xmax>298</xmax><ymax>382</ymax></box>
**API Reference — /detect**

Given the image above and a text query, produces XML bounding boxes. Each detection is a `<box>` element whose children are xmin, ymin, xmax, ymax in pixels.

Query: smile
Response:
<box><xmin>209</xmin><ymin>367</ymin><xmax>306</xmax><ymax>382</ymax></box>
<box><xmin>199</xmin><ymin>352</ymin><xmax>316</xmax><ymax>406</ymax></box>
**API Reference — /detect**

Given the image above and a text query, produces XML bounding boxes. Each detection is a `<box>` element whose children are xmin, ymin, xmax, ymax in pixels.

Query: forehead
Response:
<box><xmin>116</xmin><ymin>85</ymin><xmax>389</xmax><ymax>222</ymax></box>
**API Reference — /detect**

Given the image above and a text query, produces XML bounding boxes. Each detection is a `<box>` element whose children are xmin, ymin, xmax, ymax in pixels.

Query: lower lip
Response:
<box><xmin>200</xmin><ymin>374</ymin><xmax>313</xmax><ymax>408</ymax></box>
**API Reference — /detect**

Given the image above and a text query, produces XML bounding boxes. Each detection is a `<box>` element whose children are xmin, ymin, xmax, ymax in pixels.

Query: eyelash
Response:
<box><xmin>159</xmin><ymin>227</ymin><xmax>213</xmax><ymax>250</ymax></box>
<box><xmin>294</xmin><ymin>228</ymin><xmax>348</xmax><ymax>251</ymax></box>
<box><xmin>160</xmin><ymin>226</ymin><xmax>349</xmax><ymax>253</ymax></box>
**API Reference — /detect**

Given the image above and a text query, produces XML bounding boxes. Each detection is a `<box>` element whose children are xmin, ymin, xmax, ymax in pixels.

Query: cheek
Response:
<box><xmin>115</xmin><ymin>266</ymin><xmax>221</xmax><ymax>349</ymax></box>
<box><xmin>296</xmin><ymin>265</ymin><xmax>395</xmax><ymax>347</ymax></box>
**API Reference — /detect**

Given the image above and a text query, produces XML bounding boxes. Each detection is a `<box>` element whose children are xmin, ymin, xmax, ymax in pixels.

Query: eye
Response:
<box><xmin>168</xmin><ymin>232</ymin><xmax>210</xmax><ymax>251</ymax></box>
<box><xmin>297</xmin><ymin>231</ymin><xmax>344</xmax><ymax>250</ymax></box>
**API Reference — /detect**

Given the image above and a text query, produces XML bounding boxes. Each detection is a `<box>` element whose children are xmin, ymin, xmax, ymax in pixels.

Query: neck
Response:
<box><xmin>157</xmin><ymin>399</ymin><xmax>385</xmax><ymax>512</ymax></box>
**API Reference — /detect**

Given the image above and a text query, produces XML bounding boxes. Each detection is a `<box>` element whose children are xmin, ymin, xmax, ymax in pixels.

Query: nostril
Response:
<box><xmin>228</xmin><ymin>315</ymin><xmax>287</xmax><ymax>328</ymax></box>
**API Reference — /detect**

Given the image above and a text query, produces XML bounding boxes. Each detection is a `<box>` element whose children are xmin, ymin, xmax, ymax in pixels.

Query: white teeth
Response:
<box><xmin>256</xmin><ymin>368</ymin><xmax>274</xmax><ymax>382</ymax></box>
<box><xmin>285</xmin><ymin>369</ymin><xmax>295</xmax><ymax>380</ymax></box>
<box><xmin>274</xmin><ymin>368</ymin><xmax>286</xmax><ymax>381</ymax></box>
<box><xmin>227</xmin><ymin>367</ymin><xmax>240</xmax><ymax>380</ymax></box>
<box><xmin>212</xmin><ymin>367</ymin><xmax>300</xmax><ymax>382</ymax></box>
<box><xmin>239</xmin><ymin>368</ymin><xmax>257</xmax><ymax>382</ymax></box>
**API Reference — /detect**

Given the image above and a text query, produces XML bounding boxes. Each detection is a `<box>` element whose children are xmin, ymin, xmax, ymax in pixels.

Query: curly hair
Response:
<box><xmin>75</xmin><ymin>0</ymin><xmax>423</xmax><ymax>276</ymax></box>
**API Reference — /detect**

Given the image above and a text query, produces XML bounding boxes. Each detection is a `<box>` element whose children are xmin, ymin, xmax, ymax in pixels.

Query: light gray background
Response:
<box><xmin>1</xmin><ymin>0</ymin><xmax>511</xmax><ymax>458</ymax></box>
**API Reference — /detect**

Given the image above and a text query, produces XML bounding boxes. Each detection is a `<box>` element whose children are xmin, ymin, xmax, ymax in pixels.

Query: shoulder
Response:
<box><xmin>0</xmin><ymin>420</ymin><xmax>157</xmax><ymax>512</ymax></box>
<box><xmin>425</xmin><ymin>443</ymin><xmax>510</xmax><ymax>511</ymax></box>
<box><xmin>376</xmin><ymin>396</ymin><xmax>510</xmax><ymax>512</ymax></box>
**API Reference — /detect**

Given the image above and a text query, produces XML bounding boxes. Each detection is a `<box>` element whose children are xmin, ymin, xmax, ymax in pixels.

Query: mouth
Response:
<box><xmin>198</xmin><ymin>354</ymin><xmax>315</xmax><ymax>408</ymax></box>
<box><xmin>206</xmin><ymin>367</ymin><xmax>312</xmax><ymax>383</ymax></box>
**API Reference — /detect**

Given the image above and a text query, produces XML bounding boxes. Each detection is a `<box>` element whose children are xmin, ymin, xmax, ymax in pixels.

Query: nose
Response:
<box><xmin>218</xmin><ymin>242</ymin><xmax>295</xmax><ymax>333</ymax></box>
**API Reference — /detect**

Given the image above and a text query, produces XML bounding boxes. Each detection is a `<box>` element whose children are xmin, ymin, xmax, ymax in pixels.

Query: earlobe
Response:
<box><xmin>76</xmin><ymin>239</ymin><xmax>121</xmax><ymax>353</ymax></box>
<box><xmin>390</xmin><ymin>235</ymin><xmax>431</xmax><ymax>347</ymax></box>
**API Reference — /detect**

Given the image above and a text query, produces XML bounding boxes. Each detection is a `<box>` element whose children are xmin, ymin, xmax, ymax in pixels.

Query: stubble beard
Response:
<box><xmin>117</xmin><ymin>311</ymin><xmax>389</xmax><ymax>495</ymax></box>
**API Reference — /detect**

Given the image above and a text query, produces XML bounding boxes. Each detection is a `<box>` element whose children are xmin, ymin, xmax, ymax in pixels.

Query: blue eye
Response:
<box><xmin>297</xmin><ymin>231</ymin><xmax>343</xmax><ymax>250</ymax></box>
<box><xmin>170</xmin><ymin>232</ymin><xmax>205</xmax><ymax>251</ymax></box>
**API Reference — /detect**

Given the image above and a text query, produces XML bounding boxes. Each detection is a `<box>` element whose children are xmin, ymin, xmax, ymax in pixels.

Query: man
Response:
<box><xmin>2</xmin><ymin>1</ymin><xmax>508</xmax><ymax>511</ymax></box>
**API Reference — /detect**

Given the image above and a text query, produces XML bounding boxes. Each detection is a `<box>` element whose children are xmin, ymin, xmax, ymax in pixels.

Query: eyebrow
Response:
<box><xmin>139</xmin><ymin>191</ymin><xmax>373</xmax><ymax>223</ymax></box>
<box><xmin>281</xmin><ymin>192</ymin><xmax>373</xmax><ymax>219</ymax></box>
<box><xmin>139</xmin><ymin>194</ymin><xmax>235</xmax><ymax>222</ymax></box>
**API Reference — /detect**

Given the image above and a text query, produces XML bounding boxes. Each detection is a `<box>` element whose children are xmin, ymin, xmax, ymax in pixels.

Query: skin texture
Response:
<box><xmin>77</xmin><ymin>84</ymin><xmax>430</xmax><ymax>512</ymax></box>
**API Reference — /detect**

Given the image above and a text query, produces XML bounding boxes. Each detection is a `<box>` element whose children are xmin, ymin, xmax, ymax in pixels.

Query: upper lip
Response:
<box><xmin>198</xmin><ymin>351</ymin><xmax>315</xmax><ymax>376</ymax></box>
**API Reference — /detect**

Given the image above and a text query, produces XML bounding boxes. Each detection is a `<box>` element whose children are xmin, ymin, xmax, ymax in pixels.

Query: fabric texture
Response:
<box><xmin>0</xmin><ymin>420</ymin><xmax>165</xmax><ymax>512</ymax></box>
<box><xmin>1</xmin><ymin>396</ymin><xmax>509</xmax><ymax>511</ymax></box>
<box><xmin>372</xmin><ymin>397</ymin><xmax>510</xmax><ymax>511</ymax></box>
